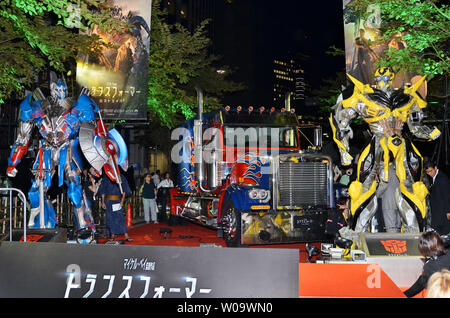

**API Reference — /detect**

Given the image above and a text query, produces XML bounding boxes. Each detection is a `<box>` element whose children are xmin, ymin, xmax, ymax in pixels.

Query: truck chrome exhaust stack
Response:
<box><xmin>194</xmin><ymin>86</ymin><xmax>204</xmax><ymax>187</ymax></box>
<box><xmin>284</xmin><ymin>92</ymin><xmax>291</xmax><ymax>111</ymax></box>
<box><xmin>194</xmin><ymin>86</ymin><xmax>218</xmax><ymax>192</ymax></box>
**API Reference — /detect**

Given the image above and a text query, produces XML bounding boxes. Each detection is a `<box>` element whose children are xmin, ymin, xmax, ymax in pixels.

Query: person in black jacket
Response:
<box><xmin>424</xmin><ymin>159</ymin><xmax>450</xmax><ymax>235</ymax></box>
<box><xmin>325</xmin><ymin>196</ymin><xmax>349</xmax><ymax>239</ymax></box>
<box><xmin>404</xmin><ymin>231</ymin><xmax>450</xmax><ymax>298</ymax></box>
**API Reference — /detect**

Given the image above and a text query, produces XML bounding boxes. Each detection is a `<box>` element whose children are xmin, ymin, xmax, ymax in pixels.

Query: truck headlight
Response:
<box><xmin>248</xmin><ymin>189</ymin><xmax>270</xmax><ymax>202</ymax></box>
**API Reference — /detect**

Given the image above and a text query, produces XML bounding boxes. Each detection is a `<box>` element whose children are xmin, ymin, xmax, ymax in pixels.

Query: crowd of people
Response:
<box><xmin>80</xmin><ymin>167</ymin><xmax>175</xmax><ymax>243</ymax></box>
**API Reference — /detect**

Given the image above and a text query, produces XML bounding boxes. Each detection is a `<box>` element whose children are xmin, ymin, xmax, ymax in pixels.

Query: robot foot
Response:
<box><xmin>28</xmin><ymin>208</ymin><xmax>40</xmax><ymax>227</ymax></box>
<box><xmin>76</xmin><ymin>227</ymin><xmax>95</xmax><ymax>244</ymax></box>
<box><xmin>402</xmin><ymin>226</ymin><xmax>420</xmax><ymax>234</ymax></box>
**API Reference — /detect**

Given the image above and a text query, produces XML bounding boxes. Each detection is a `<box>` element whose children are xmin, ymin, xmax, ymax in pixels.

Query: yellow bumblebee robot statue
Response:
<box><xmin>330</xmin><ymin>67</ymin><xmax>441</xmax><ymax>238</ymax></box>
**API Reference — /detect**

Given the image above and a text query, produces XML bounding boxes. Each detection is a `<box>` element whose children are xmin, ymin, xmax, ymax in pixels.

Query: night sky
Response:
<box><xmin>214</xmin><ymin>0</ymin><xmax>346</xmax><ymax>107</ymax></box>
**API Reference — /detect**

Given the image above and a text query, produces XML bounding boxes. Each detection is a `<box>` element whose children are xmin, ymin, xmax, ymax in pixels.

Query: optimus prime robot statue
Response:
<box><xmin>7</xmin><ymin>72</ymin><xmax>128</xmax><ymax>243</ymax></box>
<box><xmin>330</xmin><ymin>67</ymin><xmax>441</xmax><ymax>235</ymax></box>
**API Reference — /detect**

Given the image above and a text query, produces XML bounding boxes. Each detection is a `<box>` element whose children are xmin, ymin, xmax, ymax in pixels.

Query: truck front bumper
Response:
<box><xmin>240</xmin><ymin>208</ymin><xmax>330</xmax><ymax>245</ymax></box>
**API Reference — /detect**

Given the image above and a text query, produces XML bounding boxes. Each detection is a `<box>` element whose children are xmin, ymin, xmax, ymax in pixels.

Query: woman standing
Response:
<box><xmin>141</xmin><ymin>173</ymin><xmax>158</xmax><ymax>224</ymax></box>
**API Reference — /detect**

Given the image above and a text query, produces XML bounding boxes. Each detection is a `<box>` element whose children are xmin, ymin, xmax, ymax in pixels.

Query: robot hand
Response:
<box><xmin>429</xmin><ymin>127</ymin><xmax>441</xmax><ymax>140</ymax></box>
<box><xmin>340</xmin><ymin>151</ymin><xmax>353</xmax><ymax>167</ymax></box>
<box><xmin>6</xmin><ymin>166</ymin><xmax>18</xmax><ymax>178</ymax></box>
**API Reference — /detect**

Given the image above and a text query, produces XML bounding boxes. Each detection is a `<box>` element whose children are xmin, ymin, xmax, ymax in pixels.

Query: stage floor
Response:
<box><xmin>96</xmin><ymin>220</ymin><xmax>318</xmax><ymax>263</ymax></box>
<box><xmin>95</xmin><ymin>221</ymin><xmax>424</xmax><ymax>298</ymax></box>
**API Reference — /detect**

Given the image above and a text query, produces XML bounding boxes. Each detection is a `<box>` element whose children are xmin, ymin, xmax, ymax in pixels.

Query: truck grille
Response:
<box><xmin>278</xmin><ymin>161</ymin><xmax>329</xmax><ymax>208</ymax></box>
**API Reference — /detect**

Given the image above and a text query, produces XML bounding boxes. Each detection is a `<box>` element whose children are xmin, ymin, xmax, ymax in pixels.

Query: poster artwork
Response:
<box><xmin>76</xmin><ymin>0</ymin><xmax>152</xmax><ymax>120</ymax></box>
<box><xmin>342</xmin><ymin>1</ymin><xmax>424</xmax><ymax>93</ymax></box>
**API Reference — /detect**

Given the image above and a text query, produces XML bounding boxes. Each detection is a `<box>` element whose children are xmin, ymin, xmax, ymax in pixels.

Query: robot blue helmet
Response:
<box><xmin>51</xmin><ymin>79</ymin><xmax>68</xmax><ymax>100</ymax></box>
<box><xmin>49</xmin><ymin>71</ymin><xmax>68</xmax><ymax>101</ymax></box>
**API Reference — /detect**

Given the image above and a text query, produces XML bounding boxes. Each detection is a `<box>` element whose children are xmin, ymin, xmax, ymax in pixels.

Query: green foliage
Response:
<box><xmin>147</xmin><ymin>0</ymin><xmax>244</xmax><ymax>129</ymax></box>
<box><xmin>348</xmin><ymin>0</ymin><xmax>450</xmax><ymax>80</ymax></box>
<box><xmin>0</xmin><ymin>0</ymin><xmax>125</xmax><ymax>103</ymax></box>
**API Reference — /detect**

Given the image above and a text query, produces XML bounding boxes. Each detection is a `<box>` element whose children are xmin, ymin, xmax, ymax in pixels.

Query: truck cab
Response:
<box><xmin>170</xmin><ymin>106</ymin><xmax>333</xmax><ymax>246</ymax></box>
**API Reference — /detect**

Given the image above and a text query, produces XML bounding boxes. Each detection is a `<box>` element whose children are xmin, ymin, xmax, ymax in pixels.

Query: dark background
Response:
<box><xmin>213</xmin><ymin>0</ymin><xmax>346</xmax><ymax>107</ymax></box>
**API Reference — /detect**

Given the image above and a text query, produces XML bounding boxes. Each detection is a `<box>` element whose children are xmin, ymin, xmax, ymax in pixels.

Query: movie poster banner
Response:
<box><xmin>342</xmin><ymin>1</ymin><xmax>422</xmax><ymax>91</ymax></box>
<box><xmin>76</xmin><ymin>0</ymin><xmax>152</xmax><ymax>120</ymax></box>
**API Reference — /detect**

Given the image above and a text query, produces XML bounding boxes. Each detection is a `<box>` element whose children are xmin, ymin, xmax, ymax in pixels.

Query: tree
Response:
<box><xmin>147</xmin><ymin>0</ymin><xmax>244</xmax><ymax>130</ymax></box>
<box><xmin>347</xmin><ymin>0</ymin><xmax>449</xmax><ymax>82</ymax></box>
<box><xmin>0</xmin><ymin>0</ymin><xmax>125</xmax><ymax>103</ymax></box>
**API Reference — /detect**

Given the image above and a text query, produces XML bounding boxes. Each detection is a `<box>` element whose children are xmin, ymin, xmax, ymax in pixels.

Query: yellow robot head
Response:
<box><xmin>374</xmin><ymin>67</ymin><xmax>395</xmax><ymax>89</ymax></box>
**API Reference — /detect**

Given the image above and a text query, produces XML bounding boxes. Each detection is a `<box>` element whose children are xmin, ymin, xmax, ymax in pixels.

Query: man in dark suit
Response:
<box><xmin>424</xmin><ymin>159</ymin><xmax>450</xmax><ymax>235</ymax></box>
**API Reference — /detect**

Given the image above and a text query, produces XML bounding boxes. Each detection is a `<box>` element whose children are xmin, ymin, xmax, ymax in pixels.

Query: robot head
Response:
<box><xmin>374</xmin><ymin>67</ymin><xmax>394</xmax><ymax>89</ymax></box>
<box><xmin>50</xmin><ymin>78</ymin><xmax>68</xmax><ymax>101</ymax></box>
<box><xmin>49</xmin><ymin>72</ymin><xmax>68</xmax><ymax>101</ymax></box>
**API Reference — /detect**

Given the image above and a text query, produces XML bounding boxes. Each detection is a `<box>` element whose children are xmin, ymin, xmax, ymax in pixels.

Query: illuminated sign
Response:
<box><xmin>76</xmin><ymin>0</ymin><xmax>152</xmax><ymax>120</ymax></box>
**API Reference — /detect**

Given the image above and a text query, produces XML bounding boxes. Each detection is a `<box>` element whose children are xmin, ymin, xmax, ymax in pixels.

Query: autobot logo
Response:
<box><xmin>19</xmin><ymin>235</ymin><xmax>44</xmax><ymax>242</ymax></box>
<box><xmin>380</xmin><ymin>240</ymin><xmax>407</xmax><ymax>254</ymax></box>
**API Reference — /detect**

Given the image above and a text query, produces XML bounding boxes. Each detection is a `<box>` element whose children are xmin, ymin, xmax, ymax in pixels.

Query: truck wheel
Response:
<box><xmin>221</xmin><ymin>200</ymin><xmax>242</xmax><ymax>247</ymax></box>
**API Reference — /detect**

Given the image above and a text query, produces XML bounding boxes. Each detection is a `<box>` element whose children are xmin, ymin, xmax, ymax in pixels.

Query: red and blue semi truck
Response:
<box><xmin>169</xmin><ymin>92</ymin><xmax>334</xmax><ymax>246</ymax></box>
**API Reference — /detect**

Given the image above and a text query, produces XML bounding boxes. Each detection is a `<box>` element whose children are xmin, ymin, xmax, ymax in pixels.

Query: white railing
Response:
<box><xmin>0</xmin><ymin>190</ymin><xmax>144</xmax><ymax>240</ymax></box>
<box><xmin>0</xmin><ymin>188</ymin><xmax>27</xmax><ymax>242</ymax></box>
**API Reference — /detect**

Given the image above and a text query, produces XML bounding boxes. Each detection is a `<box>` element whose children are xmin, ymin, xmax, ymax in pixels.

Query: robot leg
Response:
<box><xmin>28</xmin><ymin>180</ymin><xmax>40</xmax><ymax>227</ymax></box>
<box><xmin>396</xmin><ymin>182</ymin><xmax>427</xmax><ymax>232</ymax></box>
<box><xmin>394</xmin><ymin>142</ymin><xmax>427</xmax><ymax>233</ymax></box>
<box><xmin>396</xmin><ymin>193</ymin><xmax>421</xmax><ymax>232</ymax></box>
<box><xmin>82</xmin><ymin>195</ymin><xmax>96</xmax><ymax>232</ymax></box>
<box><xmin>347</xmin><ymin>139</ymin><xmax>379</xmax><ymax>232</ymax></box>
<box><xmin>349</xmin><ymin>188</ymin><xmax>379</xmax><ymax>233</ymax></box>
<box><xmin>67</xmin><ymin>180</ymin><xmax>87</xmax><ymax>229</ymax></box>
<box><xmin>27</xmin><ymin>179</ymin><xmax>55</xmax><ymax>228</ymax></box>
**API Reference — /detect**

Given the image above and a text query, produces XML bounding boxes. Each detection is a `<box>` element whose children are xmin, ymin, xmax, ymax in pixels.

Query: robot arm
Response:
<box><xmin>329</xmin><ymin>97</ymin><xmax>358</xmax><ymax>166</ymax></box>
<box><xmin>404</xmin><ymin>75</ymin><xmax>440</xmax><ymax>141</ymax></box>
<box><xmin>77</xmin><ymin>92</ymin><xmax>128</xmax><ymax>193</ymax></box>
<box><xmin>407</xmin><ymin>104</ymin><xmax>440</xmax><ymax>141</ymax></box>
<box><xmin>7</xmin><ymin>93</ymin><xmax>39</xmax><ymax>177</ymax></box>
<box><xmin>7</xmin><ymin>120</ymin><xmax>33</xmax><ymax>177</ymax></box>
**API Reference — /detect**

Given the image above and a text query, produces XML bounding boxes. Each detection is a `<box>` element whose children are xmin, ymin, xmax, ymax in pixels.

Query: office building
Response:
<box><xmin>273</xmin><ymin>58</ymin><xmax>305</xmax><ymax>108</ymax></box>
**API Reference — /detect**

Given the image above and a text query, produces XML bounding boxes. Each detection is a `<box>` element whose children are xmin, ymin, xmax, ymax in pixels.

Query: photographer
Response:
<box><xmin>404</xmin><ymin>231</ymin><xmax>450</xmax><ymax>298</ymax></box>
<box><xmin>325</xmin><ymin>196</ymin><xmax>349</xmax><ymax>239</ymax></box>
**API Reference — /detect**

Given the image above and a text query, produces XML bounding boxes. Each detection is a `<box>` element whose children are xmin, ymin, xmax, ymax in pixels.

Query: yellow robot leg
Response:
<box><xmin>391</xmin><ymin>137</ymin><xmax>428</xmax><ymax>232</ymax></box>
<box><xmin>348</xmin><ymin>139</ymin><xmax>378</xmax><ymax>232</ymax></box>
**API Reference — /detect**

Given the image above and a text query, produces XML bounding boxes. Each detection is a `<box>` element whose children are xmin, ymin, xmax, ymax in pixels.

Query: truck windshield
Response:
<box><xmin>224</xmin><ymin>126</ymin><xmax>298</xmax><ymax>149</ymax></box>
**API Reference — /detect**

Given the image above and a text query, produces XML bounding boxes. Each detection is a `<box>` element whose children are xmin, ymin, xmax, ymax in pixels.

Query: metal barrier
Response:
<box><xmin>0</xmin><ymin>188</ymin><xmax>27</xmax><ymax>242</ymax></box>
<box><xmin>0</xmin><ymin>190</ymin><xmax>144</xmax><ymax>241</ymax></box>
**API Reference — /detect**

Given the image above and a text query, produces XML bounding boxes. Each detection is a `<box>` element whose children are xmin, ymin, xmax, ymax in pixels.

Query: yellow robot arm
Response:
<box><xmin>329</xmin><ymin>102</ymin><xmax>355</xmax><ymax>166</ymax></box>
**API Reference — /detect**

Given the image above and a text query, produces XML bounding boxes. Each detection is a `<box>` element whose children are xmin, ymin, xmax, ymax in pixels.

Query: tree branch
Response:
<box><xmin>422</xmin><ymin>16</ymin><xmax>450</xmax><ymax>36</ymax></box>
<box><xmin>425</xmin><ymin>0</ymin><xmax>450</xmax><ymax>21</ymax></box>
